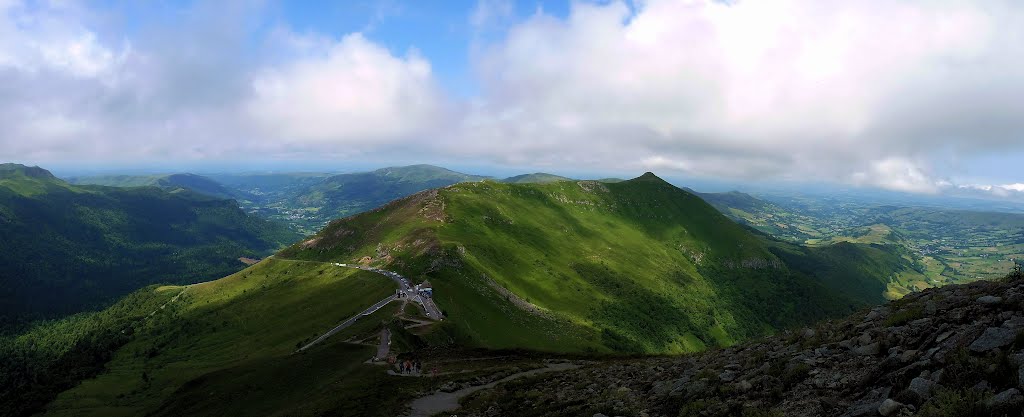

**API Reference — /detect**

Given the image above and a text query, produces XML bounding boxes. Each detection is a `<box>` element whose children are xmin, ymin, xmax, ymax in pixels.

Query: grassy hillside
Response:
<box><xmin>3</xmin><ymin>172</ymin><xmax>926</xmax><ymax>416</ymax></box>
<box><xmin>280</xmin><ymin>173</ymin><xmax>915</xmax><ymax>354</ymax></box>
<box><xmin>697</xmin><ymin>190</ymin><xmax>828</xmax><ymax>242</ymax></box>
<box><xmin>0</xmin><ymin>164</ymin><xmax>300</xmax><ymax>330</ymax></box>
<box><xmin>0</xmin><ymin>286</ymin><xmax>177</xmax><ymax>417</ymax></box>
<box><xmin>202</xmin><ymin>165</ymin><xmax>492</xmax><ymax>234</ymax></box>
<box><xmin>297</xmin><ymin>164</ymin><xmax>488</xmax><ymax>216</ymax></box>
<box><xmin>501</xmin><ymin>173</ymin><xmax>573</xmax><ymax>183</ymax></box>
<box><xmin>68</xmin><ymin>173</ymin><xmax>241</xmax><ymax>200</ymax></box>
<box><xmin>2</xmin><ymin>258</ymin><xmax>398</xmax><ymax>416</ymax></box>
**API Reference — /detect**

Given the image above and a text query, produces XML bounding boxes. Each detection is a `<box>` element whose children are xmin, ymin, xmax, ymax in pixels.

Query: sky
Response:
<box><xmin>2</xmin><ymin>0</ymin><xmax>1024</xmax><ymax>199</ymax></box>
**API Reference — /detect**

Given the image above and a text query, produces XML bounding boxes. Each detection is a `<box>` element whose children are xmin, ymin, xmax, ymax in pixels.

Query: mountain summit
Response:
<box><xmin>501</xmin><ymin>173</ymin><xmax>573</xmax><ymax>184</ymax></box>
<box><xmin>631</xmin><ymin>171</ymin><xmax>670</xmax><ymax>183</ymax></box>
<box><xmin>0</xmin><ymin>163</ymin><xmax>56</xmax><ymax>179</ymax></box>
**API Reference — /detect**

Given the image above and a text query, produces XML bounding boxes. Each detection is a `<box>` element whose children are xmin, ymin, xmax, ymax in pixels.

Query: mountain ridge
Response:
<box><xmin>3</xmin><ymin>171</ymin><xmax>929</xmax><ymax>417</ymax></box>
<box><xmin>68</xmin><ymin>172</ymin><xmax>241</xmax><ymax>200</ymax></box>
<box><xmin>0</xmin><ymin>164</ymin><xmax>299</xmax><ymax>330</ymax></box>
<box><xmin>501</xmin><ymin>172</ymin><xmax>574</xmax><ymax>184</ymax></box>
<box><xmin>280</xmin><ymin>172</ymin><xmax>914</xmax><ymax>352</ymax></box>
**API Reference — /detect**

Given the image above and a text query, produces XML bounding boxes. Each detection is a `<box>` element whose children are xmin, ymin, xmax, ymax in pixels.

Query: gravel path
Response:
<box><xmin>404</xmin><ymin>362</ymin><xmax>580</xmax><ymax>417</ymax></box>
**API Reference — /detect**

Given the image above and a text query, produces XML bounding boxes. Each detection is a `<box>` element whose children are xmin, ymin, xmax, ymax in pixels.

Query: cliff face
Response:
<box><xmin>461</xmin><ymin>274</ymin><xmax>1024</xmax><ymax>417</ymax></box>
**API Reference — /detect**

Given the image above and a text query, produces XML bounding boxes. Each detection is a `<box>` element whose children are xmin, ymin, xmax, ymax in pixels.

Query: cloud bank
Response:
<box><xmin>2</xmin><ymin>0</ymin><xmax>1024</xmax><ymax>195</ymax></box>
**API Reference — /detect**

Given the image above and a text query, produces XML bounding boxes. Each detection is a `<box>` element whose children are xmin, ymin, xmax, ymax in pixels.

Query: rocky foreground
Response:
<box><xmin>460</xmin><ymin>274</ymin><xmax>1024</xmax><ymax>417</ymax></box>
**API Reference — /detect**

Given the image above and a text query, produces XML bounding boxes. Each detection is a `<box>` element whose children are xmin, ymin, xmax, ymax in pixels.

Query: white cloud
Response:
<box><xmin>35</xmin><ymin>32</ymin><xmax>119</xmax><ymax>78</ymax></box>
<box><xmin>0</xmin><ymin>2</ymin><xmax>449</xmax><ymax>162</ymax></box>
<box><xmin>246</xmin><ymin>33</ymin><xmax>447</xmax><ymax>147</ymax></box>
<box><xmin>470</xmin><ymin>0</ymin><xmax>513</xmax><ymax>29</ymax></box>
<box><xmin>850</xmin><ymin>158</ymin><xmax>942</xmax><ymax>194</ymax></box>
<box><xmin>0</xmin><ymin>1</ymin><xmax>123</xmax><ymax>78</ymax></box>
<box><xmin>3</xmin><ymin>0</ymin><xmax>1024</xmax><ymax>196</ymax></box>
<box><xmin>956</xmin><ymin>182</ymin><xmax>1024</xmax><ymax>198</ymax></box>
<box><xmin>463</xmin><ymin>0</ymin><xmax>1024</xmax><ymax>192</ymax></box>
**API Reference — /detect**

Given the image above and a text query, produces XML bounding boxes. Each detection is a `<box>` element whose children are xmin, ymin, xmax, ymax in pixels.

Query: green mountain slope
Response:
<box><xmin>68</xmin><ymin>173</ymin><xmax>242</xmax><ymax>200</ymax></box>
<box><xmin>695</xmin><ymin>189</ymin><xmax>823</xmax><ymax>241</ymax></box>
<box><xmin>0</xmin><ymin>164</ymin><xmax>300</xmax><ymax>330</ymax></box>
<box><xmin>696</xmin><ymin>190</ymin><xmax>774</xmax><ymax>214</ymax></box>
<box><xmin>286</xmin><ymin>164</ymin><xmax>488</xmax><ymax>231</ymax></box>
<box><xmin>7</xmin><ymin>172</ymin><xmax>923</xmax><ymax>417</ymax></box>
<box><xmin>2</xmin><ymin>259</ymin><xmax>399</xmax><ymax>417</ymax></box>
<box><xmin>501</xmin><ymin>172</ymin><xmax>574</xmax><ymax>183</ymax></box>
<box><xmin>280</xmin><ymin>172</ymin><xmax>914</xmax><ymax>353</ymax></box>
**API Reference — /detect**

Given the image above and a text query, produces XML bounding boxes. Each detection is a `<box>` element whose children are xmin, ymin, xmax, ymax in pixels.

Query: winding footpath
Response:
<box><xmin>404</xmin><ymin>362</ymin><xmax>582</xmax><ymax>417</ymax></box>
<box><xmin>375</xmin><ymin>328</ymin><xmax>392</xmax><ymax>360</ymax></box>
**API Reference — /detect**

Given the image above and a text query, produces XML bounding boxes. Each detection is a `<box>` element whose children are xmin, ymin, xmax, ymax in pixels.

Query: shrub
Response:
<box><xmin>884</xmin><ymin>306</ymin><xmax>924</xmax><ymax>327</ymax></box>
<box><xmin>917</xmin><ymin>388</ymin><xmax>990</xmax><ymax>417</ymax></box>
<box><xmin>741</xmin><ymin>407</ymin><xmax>784</xmax><ymax>417</ymax></box>
<box><xmin>782</xmin><ymin>362</ymin><xmax>811</xmax><ymax>387</ymax></box>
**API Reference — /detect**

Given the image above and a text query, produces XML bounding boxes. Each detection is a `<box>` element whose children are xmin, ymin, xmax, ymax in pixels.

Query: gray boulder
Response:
<box><xmin>877</xmin><ymin>398</ymin><xmax>903</xmax><ymax>416</ymax></box>
<box><xmin>854</xmin><ymin>342</ymin><xmax>881</xmax><ymax>356</ymax></box>
<box><xmin>969</xmin><ymin>327</ymin><xmax>1018</xmax><ymax>352</ymax></box>
<box><xmin>908</xmin><ymin>377</ymin><xmax>935</xmax><ymax>401</ymax></box>
<box><xmin>977</xmin><ymin>295</ymin><xmax>1003</xmax><ymax>304</ymax></box>
<box><xmin>985</xmin><ymin>388</ymin><xmax>1023</xmax><ymax>410</ymax></box>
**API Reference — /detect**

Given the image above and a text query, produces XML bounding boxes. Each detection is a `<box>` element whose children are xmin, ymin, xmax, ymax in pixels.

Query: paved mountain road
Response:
<box><xmin>333</xmin><ymin>263</ymin><xmax>443</xmax><ymax>320</ymax></box>
<box><xmin>280</xmin><ymin>258</ymin><xmax>443</xmax><ymax>352</ymax></box>
<box><xmin>297</xmin><ymin>294</ymin><xmax>397</xmax><ymax>352</ymax></box>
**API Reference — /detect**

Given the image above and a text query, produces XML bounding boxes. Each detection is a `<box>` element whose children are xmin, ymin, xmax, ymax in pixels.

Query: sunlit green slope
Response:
<box><xmin>280</xmin><ymin>173</ymin><xmax>914</xmax><ymax>354</ymax></box>
<box><xmin>4</xmin><ymin>172</ymin><xmax>923</xmax><ymax>417</ymax></box>
<box><xmin>5</xmin><ymin>258</ymin><xmax>396</xmax><ymax>417</ymax></box>
<box><xmin>0</xmin><ymin>164</ymin><xmax>299</xmax><ymax>329</ymax></box>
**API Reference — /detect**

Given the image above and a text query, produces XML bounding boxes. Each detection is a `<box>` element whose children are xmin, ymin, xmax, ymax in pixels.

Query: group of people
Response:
<box><xmin>382</xmin><ymin>354</ymin><xmax>437</xmax><ymax>376</ymax></box>
<box><xmin>397</xmin><ymin>358</ymin><xmax>422</xmax><ymax>374</ymax></box>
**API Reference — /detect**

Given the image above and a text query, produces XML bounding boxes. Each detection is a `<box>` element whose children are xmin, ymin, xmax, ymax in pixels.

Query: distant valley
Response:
<box><xmin>72</xmin><ymin>165</ymin><xmax>586</xmax><ymax>234</ymax></box>
<box><xmin>698</xmin><ymin>189</ymin><xmax>1024</xmax><ymax>298</ymax></box>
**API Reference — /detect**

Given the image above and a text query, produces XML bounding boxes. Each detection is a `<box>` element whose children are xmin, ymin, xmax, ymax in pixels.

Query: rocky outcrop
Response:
<box><xmin>480</xmin><ymin>274</ymin><xmax>552</xmax><ymax>319</ymax></box>
<box><xmin>460</xmin><ymin>274</ymin><xmax>1024</xmax><ymax>417</ymax></box>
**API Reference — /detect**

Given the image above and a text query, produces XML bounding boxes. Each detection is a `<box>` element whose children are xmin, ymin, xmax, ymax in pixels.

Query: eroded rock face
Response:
<box><xmin>458</xmin><ymin>275</ymin><xmax>1024</xmax><ymax>417</ymax></box>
